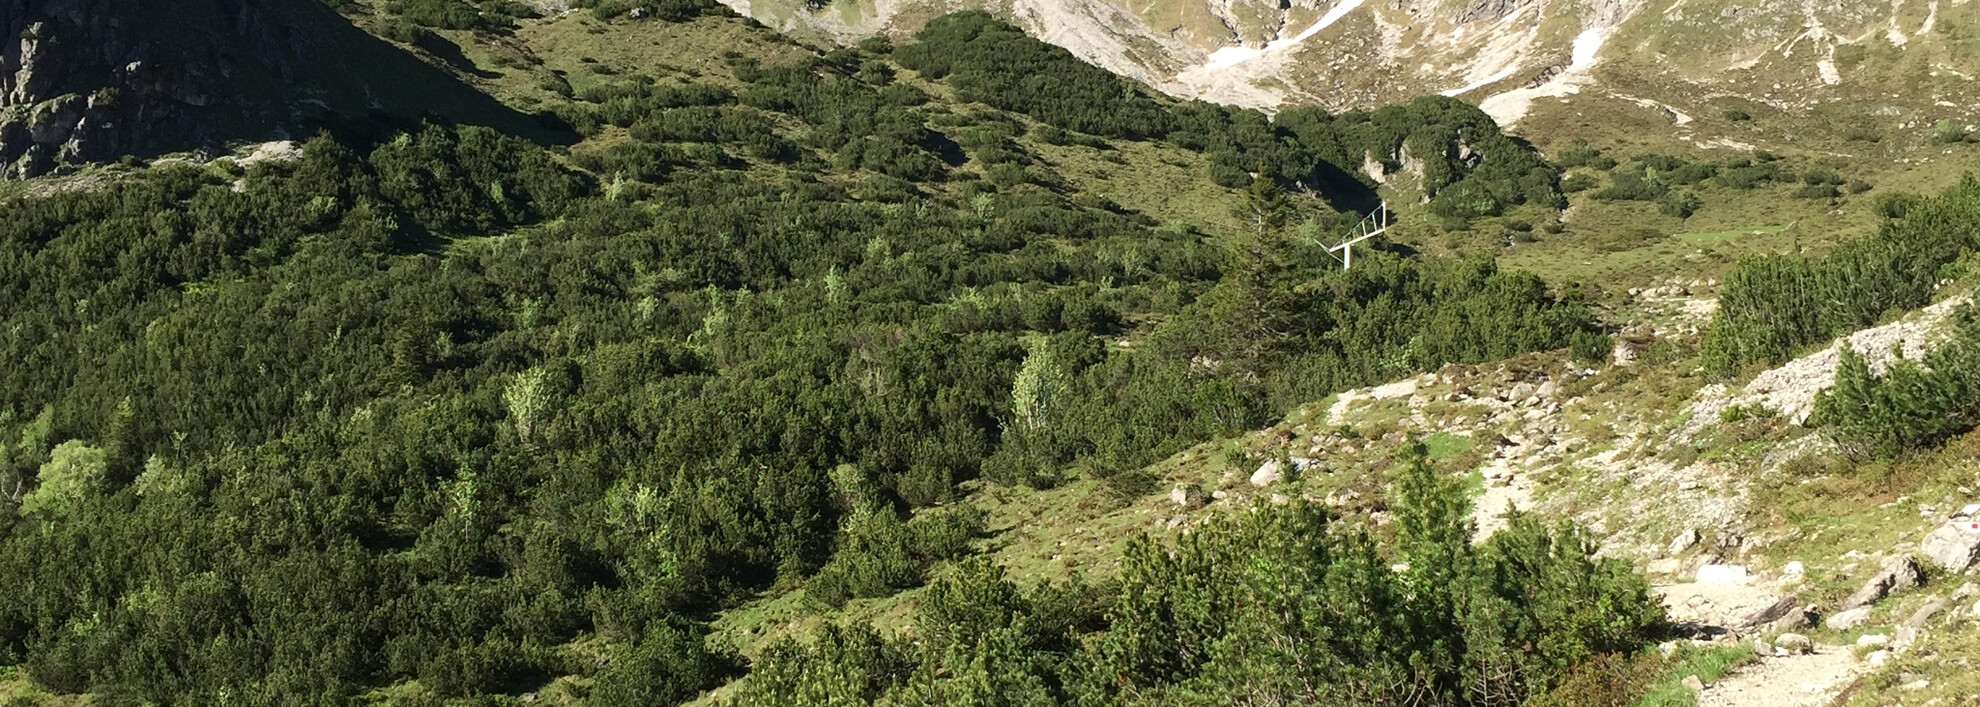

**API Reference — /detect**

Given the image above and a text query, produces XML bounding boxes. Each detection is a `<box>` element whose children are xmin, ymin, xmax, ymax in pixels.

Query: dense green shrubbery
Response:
<box><xmin>387</xmin><ymin>0</ymin><xmax>537</xmax><ymax>30</ymax></box>
<box><xmin>0</xmin><ymin>14</ymin><xmax>1614</xmax><ymax>705</ymax></box>
<box><xmin>1810</xmin><ymin>307</ymin><xmax>1980</xmax><ymax>459</ymax></box>
<box><xmin>571</xmin><ymin>0</ymin><xmax>722</xmax><ymax>21</ymax></box>
<box><xmin>1703</xmin><ymin>176</ymin><xmax>1980</xmax><ymax>375</ymax></box>
<box><xmin>895</xmin><ymin>13</ymin><xmax>1176</xmax><ymax>140</ymax></box>
<box><xmin>735</xmin><ymin>444</ymin><xmax>1665</xmax><ymax>705</ymax></box>
<box><xmin>0</xmin><ymin>118</ymin><xmax>1599</xmax><ymax>704</ymax></box>
<box><xmin>897</xmin><ymin>14</ymin><xmax>1558</xmax><ymax>220</ymax></box>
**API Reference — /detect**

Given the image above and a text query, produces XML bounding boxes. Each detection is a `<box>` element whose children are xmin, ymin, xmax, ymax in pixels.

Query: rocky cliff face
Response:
<box><xmin>730</xmin><ymin>0</ymin><xmax>1976</xmax><ymax>139</ymax></box>
<box><xmin>0</xmin><ymin>0</ymin><xmax>551</xmax><ymax>179</ymax></box>
<box><xmin>0</xmin><ymin>0</ymin><xmax>305</xmax><ymax>176</ymax></box>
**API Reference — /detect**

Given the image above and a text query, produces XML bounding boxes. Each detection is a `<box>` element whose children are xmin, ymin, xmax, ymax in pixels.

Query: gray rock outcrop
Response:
<box><xmin>1920</xmin><ymin>519</ymin><xmax>1980</xmax><ymax>572</ymax></box>
<box><xmin>1841</xmin><ymin>555</ymin><xmax>1924</xmax><ymax>611</ymax></box>
<box><xmin>0</xmin><ymin>0</ymin><xmax>554</xmax><ymax>178</ymax></box>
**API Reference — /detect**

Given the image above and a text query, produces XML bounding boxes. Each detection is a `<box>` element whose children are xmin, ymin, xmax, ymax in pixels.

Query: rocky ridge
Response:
<box><xmin>0</xmin><ymin>0</ymin><xmax>551</xmax><ymax>178</ymax></box>
<box><xmin>728</xmin><ymin>0</ymin><xmax>1980</xmax><ymax>149</ymax></box>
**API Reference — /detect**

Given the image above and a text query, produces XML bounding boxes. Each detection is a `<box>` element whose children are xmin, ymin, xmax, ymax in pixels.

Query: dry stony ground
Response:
<box><xmin>1306</xmin><ymin>285</ymin><xmax>1980</xmax><ymax>706</ymax></box>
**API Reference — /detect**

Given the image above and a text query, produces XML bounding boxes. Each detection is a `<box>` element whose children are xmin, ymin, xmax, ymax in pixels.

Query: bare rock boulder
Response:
<box><xmin>1773</xmin><ymin>632</ymin><xmax>1814</xmax><ymax>655</ymax></box>
<box><xmin>1919</xmin><ymin>518</ymin><xmax>1980</xmax><ymax>573</ymax></box>
<box><xmin>1842</xmin><ymin>556</ymin><xmax>1924</xmax><ymax>611</ymax></box>
<box><xmin>1826</xmin><ymin>606</ymin><xmax>1872</xmax><ymax>631</ymax></box>
<box><xmin>1249</xmin><ymin>460</ymin><xmax>1282</xmax><ymax>487</ymax></box>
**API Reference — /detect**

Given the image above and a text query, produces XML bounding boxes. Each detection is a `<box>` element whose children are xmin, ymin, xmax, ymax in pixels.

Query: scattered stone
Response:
<box><xmin>1658</xmin><ymin>641</ymin><xmax>1679</xmax><ymax>658</ymax></box>
<box><xmin>1866</xmin><ymin>649</ymin><xmax>1892</xmax><ymax>666</ymax></box>
<box><xmin>1893</xmin><ymin>626</ymin><xmax>1919</xmax><ymax>651</ymax></box>
<box><xmin>1170</xmin><ymin>485</ymin><xmax>1206</xmax><ymax>509</ymax></box>
<box><xmin>1919</xmin><ymin>518</ymin><xmax>1980</xmax><ymax>572</ymax></box>
<box><xmin>1646</xmin><ymin>558</ymin><xmax>1682</xmax><ymax>576</ymax></box>
<box><xmin>1249</xmin><ymin>460</ymin><xmax>1282</xmax><ymax>487</ymax></box>
<box><xmin>1901</xmin><ymin>679</ymin><xmax>1931</xmax><ymax>691</ymax></box>
<box><xmin>1774</xmin><ymin>632</ymin><xmax>1814</xmax><ymax>655</ymax></box>
<box><xmin>1751</xmin><ymin>638</ymin><xmax>1775</xmax><ymax>657</ymax></box>
<box><xmin>1735</xmin><ymin>595</ymin><xmax>1799</xmax><ymax>629</ymax></box>
<box><xmin>1856</xmin><ymin>633</ymin><xmax>1890</xmax><ymax>648</ymax></box>
<box><xmin>1269</xmin><ymin>492</ymin><xmax>1289</xmax><ymax>505</ymax></box>
<box><xmin>1669</xmin><ymin>528</ymin><xmax>1702</xmax><ymax>555</ymax></box>
<box><xmin>1826</xmin><ymin>606</ymin><xmax>1872</xmax><ymax>630</ymax></box>
<box><xmin>1841</xmin><ymin>556</ymin><xmax>1924</xmax><ymax>611</ymax></box>
<box><xmin>1904</xmin><ymin>597</ymin><xmax>1951</xmax><ymax>629</ymax></box>
<box><xmin>1782</xmin><ymin>561</ymin><xmax>1806</xmax><ymax>581</ymax></box>
<box><xmin>1696</xmin><ymin>564</ymin><xmax>1750</xmax><ymax>585</ymax></box>
<box><xmin>1768</xmin><ymin>607</ymin><xmax>1817</xmax><ymax>633</ymax></box>
<box><xmin>1681</xmin><ymin>675</ymin><xmax>1705</xmax><ymax>692</ymax></box>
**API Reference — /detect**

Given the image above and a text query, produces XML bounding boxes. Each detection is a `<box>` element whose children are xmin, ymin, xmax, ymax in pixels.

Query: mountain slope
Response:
<box><xmin>0</xmin><ymin>0</ymin><xmax>559</xmax><ymax>178</ymax></box>
<box><xmin>732</xmin><ymin>0</ymin><xmax>1980</xmax><ymax>156</ymax></box>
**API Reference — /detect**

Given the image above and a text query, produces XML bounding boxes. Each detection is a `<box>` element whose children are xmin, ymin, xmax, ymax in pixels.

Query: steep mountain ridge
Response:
<box><xmin>0</xmin><ymin>0</ymin><xmax>553</xmax><ymax>178</ymax></box>
<box><xmin>730</xmin><ymin>0</ymin><xmax>1979</xmax><ymax>140</ymax></box>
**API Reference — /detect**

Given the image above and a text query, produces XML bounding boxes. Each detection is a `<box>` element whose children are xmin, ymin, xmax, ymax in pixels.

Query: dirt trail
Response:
<box><xmin>1657</xmin><ymin>578</ymin><xmax>1866</xmax><ymax>707</ymax></box>
<box><xmin>1699</xmin><ymin>648</ymin><xmax>1865</xmax><ymax>707</ymax></box>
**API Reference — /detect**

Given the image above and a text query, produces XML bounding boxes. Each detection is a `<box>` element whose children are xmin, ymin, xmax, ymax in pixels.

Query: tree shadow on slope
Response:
<box><xmin>0</xmin><ymin>0</ymin><xmax>573</xmax><ymax>177</ymax></box>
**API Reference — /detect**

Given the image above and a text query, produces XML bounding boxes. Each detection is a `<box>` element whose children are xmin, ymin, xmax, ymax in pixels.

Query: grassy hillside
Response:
<box><xmin>0</xmin><ymin>3</ymin><xmax>1674</xmax><ymax>706</ymax></box>
<box><xmin>3</xmin><ymin>2</ymin><xmax>1978</xmax><ymax>706</ymax></box>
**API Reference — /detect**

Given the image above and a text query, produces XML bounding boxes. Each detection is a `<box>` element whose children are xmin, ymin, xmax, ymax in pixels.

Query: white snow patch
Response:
<box><xmin>1568</xmin><ymin>27</ymin><xmax>1606</xmax><ymax>69</ymax></box>
<box><xmin>1198</xmin><ymin>0</ymin><xmax>1367</xmax><ymax>70</ymax></box>
<box><xmin>1442</xmin><ymin>66</ymin><xmax>1519</xmax><ymax>96</ymax></box>
<box><xmin>1477</xmin><ymin>27</ymin><xmax>1609</xmax><ymax>125</ymax></box>
<box><xmin>1888</xmin><ymin>0</ymin><xmax>1910</xmax><ymax>46</ymax></box>
<box><xmin>1817</xmin><ymin>58</ymin><xmax>1841</xmax><ymax>84</ymax></box>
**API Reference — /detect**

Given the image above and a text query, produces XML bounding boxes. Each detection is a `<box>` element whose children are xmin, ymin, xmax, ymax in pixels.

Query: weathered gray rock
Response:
<box><xmin>1768</xmin><ymin>607</ymin><xmax>1817</xmax><ymax>633</ymax></box>
<box><xmin>1680</xmin><ymin>675</ymin><xmax>1705</xmax><ymax>692</ymax></box>
<box><xmin>1825</xmin><ymin>606</ymin><xmax>1872</xmax><ymax>630</ymax></box>
<box><xmin>1842</xmin><ymin>556</ymin><xmax>1924</xmax><ymax>611</ymax></box>
<box><xmin>1904</xmin><ymin>597</ymin><xmax>1949</xmax><ymax>629</ymax></box>
<box><xmin>1458</xmin><ymin>0</ymin><xmax>1522</xmax><ymax>24</ymax></box>
<box><xmin>1249</xmin><ymin>460</ymin><xmax>1281</xmax><ymax>487</ymax></box>
<box><xmin>1919</xmin><ymin>519</ymin><xmax>1980</xmax><ymax>572</ymax></box>
<box><xmin>1735</xmin><ymin>595</ymin><xmax>1799</xmax><ymax>630</ymax></box>
<box><xmin>0</xmin><ymin>0</ymin><xmax>553</xmax><ymax>178</ymax></box>
<box><xmin>1773</xmin><ymin>632</ymin><xmax>1814</xmax><ymax>654</ymax></box>
<box><xmin>1782</xmin><ymin>561</ymin><xmax>1806</xmax><ymax>581</ymax></box>
<box><xmin>1169</xmin><ymin>485</ymin><xmax>1206</xmax><ymax>510</ymax></box>
<box><xmin>1669</xmin><ymin>528</ymin><xmax>1702</xmax><ymax>555</ymax></box>
<box><xmin>1696</xmin><ymin>564</ymin><xmax>1749</xmax><ymax>585</ymax></box>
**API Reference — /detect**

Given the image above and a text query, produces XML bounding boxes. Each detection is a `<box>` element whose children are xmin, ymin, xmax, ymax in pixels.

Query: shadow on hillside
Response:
<box><xmin>290</xmin><ymin>2</ymin><xmax>576</xmax><ymax>147</ymax></box>
<box><xmin>30</xmin><ymin>0</ymin><xmax>577</xmax><ymax>171</ymax></box>
<box><xmin>1310</xmin><ymin>161</ymin><xmax>1382</xmax><ymax>215</ymax></box>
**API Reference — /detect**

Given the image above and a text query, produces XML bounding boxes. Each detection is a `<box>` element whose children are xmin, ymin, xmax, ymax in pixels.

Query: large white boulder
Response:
<box><xmin>1920</xmin><ymin>518</ymin><xmax>1980</xmax><ymax>573</ymax></box>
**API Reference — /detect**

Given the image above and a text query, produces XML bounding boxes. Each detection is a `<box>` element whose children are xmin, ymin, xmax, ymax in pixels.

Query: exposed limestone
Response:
<box><xmin>1841</xmin><ymin>556</ymin><xmax>1924</xmax><ymax>612</ymax></box>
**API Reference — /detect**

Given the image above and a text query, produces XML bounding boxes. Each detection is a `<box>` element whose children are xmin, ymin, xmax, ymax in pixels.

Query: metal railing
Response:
<box><xmin>1327</xmin><ymin>201</ymin><xmax>1388</xmax><ymax>271</ymax></box>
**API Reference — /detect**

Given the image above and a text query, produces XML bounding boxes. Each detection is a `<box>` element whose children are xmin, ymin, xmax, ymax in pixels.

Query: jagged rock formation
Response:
<box><xmin>732</xmin><ymin>0</ymin><xmax>1975</xmax><ymax>132</ymax></box>
<box><xmin>0</xmin><ymin>0</ymin><xmax>550</xmax><ymax>178</ymax></box>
